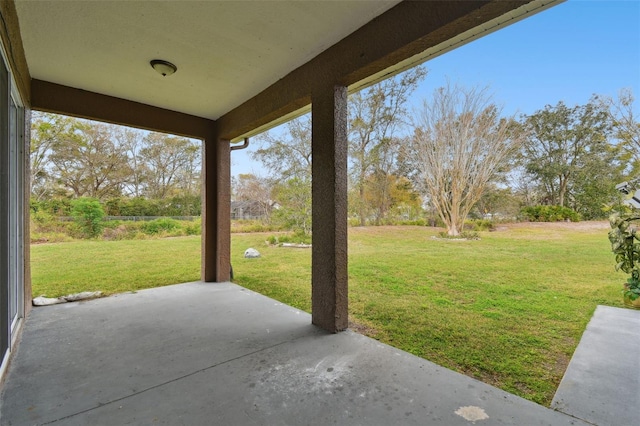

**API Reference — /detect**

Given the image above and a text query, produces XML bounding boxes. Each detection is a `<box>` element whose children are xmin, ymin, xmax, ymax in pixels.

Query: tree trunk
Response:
<box><xmin>559</xmin><ymin>175</ymin><xmax>568</xmax><ymax>207</ymax></box>
<box><xmin>358</xmin><ymin>182</ymin><xmax>366</xmax><ymax>226</ymax></box>
<box><xmin>446</xmin><ymin>209</ymin><xmax>461</xmax><ymax>236</ymax></box>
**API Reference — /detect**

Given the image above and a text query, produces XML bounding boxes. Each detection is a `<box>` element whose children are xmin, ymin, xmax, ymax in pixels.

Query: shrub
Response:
<box><xmin>519</xmin><ymin>205</ymin><xmax>580</xmax><ymax>222</ymax></box>
<box><xmin>231</xmin><ymin>219</ymin><xmax>280</xmax><ymax>233</ymax></box>
<box><xmin>141</xmin><ymin>218</ymin><xmax>181</xmax><ymax>235</ymax></box>
<box><xmin>31</xmin><ymin>208</ymin><xmax>54</xmax><ymax>226</ymax></box>
<box><xmin>184</xmin><ymin>220</ymin><xmax>202</xmax><ymax>236</ymax></box>
<box><xmin>266</xmin><ymin>230</ymin><xmax>312</xmax><ymax>245</ymax></box>
<box><xmin>102</xmin><ymin>225</ymin><xmax>130</xmax><ymax>241</ymax></box>
<box><xmin>71</xmin><ymin>198</ymin><xmax>105</xmax><ymax>239</ymax></box>
<box><xmin>30</xmin><ymin>230</ymin><xmax>72</xmax><ymax>244</ymax></box>
<box><xmin>468</xmin><ymin>219</ymin><xmax>495</xmax><ymax>231</ymax></box>
<box><xmin>119</xmin><ymin>197</ymin><xmax>161</xmax><ymax>217</ymax></box>
<box><xmin>348</xmin><ymin>217</ymin><xmax>361</xmax><ymax>227</ymax></box>
<box><xmin>396</xmin><ymin>219</ymin><xmax>427</xmax><ymax>226</ymax></box>
<box><xmin>437</xmin><ymin>231</ymin><xmax>480</xmax><ymax>240</ymax></box>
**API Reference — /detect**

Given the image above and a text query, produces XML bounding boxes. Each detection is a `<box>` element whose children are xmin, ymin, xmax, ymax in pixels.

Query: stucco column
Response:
<box><xmin>311</xmin><ymin>84</ymin><xmax>348</xmax><ymax>333</ymax></box>
<box><xmin>202</xmin><ymin>126</ymin><xmax>231</xmax><ymax>282</ymax></box>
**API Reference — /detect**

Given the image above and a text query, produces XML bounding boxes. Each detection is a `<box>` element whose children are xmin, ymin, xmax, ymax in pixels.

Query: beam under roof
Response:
<box><xmin>31</xmin><ymin>80</ymin><xmax>214</xmax><ymax>139</ymax></box>
<box><xmin>23</xmin><ymin>0</ymin><xmax>560</xmax><ymax>142</ymax></box>
<box><xmin>218</xmin><ymin>0</ymin><xmax>559</xmax><ymax>142</ymax></box>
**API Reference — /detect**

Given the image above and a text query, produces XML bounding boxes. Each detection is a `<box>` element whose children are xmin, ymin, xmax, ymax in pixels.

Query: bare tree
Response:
<box><xmin>252</xmin><ymin>114</ymin><xmax>312</xmax><ymax>180</ymax></box>
<box><xmin>232</xmin><ymin>173</ymin><xmax>274</xmax><ymax>221</ymax></box>
<box><xmin>252</xmin><ymin>115</ymin><xmax>312</xmax><ymax>234</ymax></box>
<box><xmin>411</xmin><ymin>83</ymin><xmax>521</xmax><ymax>236</ymax></box>
<box><xmin>349</xmin><ymin>66</ymin><xmax>426</xmax><ymax>225</ymax></box>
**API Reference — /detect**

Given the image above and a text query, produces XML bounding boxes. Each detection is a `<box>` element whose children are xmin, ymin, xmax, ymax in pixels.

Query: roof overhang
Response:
<box><xmin>6</xmin><ymin>0</ymin><xmax>563</xmax><ymax>140</ymax></box>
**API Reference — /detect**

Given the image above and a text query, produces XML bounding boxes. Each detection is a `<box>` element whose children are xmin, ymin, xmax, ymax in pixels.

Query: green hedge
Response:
<box><xmin>519</xmin><ymin>205</ymin><xmax>580</xmax><ymax>222</ymax></box>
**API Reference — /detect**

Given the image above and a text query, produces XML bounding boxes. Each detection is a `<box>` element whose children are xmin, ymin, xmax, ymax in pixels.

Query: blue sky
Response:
<box><xmin>232</xmin><ymin>0</ymin><xmax>640</xmax><ymax>176</ymax></box>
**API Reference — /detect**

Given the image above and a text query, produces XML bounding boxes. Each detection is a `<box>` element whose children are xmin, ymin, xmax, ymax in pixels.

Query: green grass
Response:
<box><xmin>31</xmin><ymin>223</ymin><xmax>623</xmax><ymax>406</ymax></box>
<box><xmin>31</xmin><ymin>238</ymin><xmax>201</xmax><ymax>296</ymax></box>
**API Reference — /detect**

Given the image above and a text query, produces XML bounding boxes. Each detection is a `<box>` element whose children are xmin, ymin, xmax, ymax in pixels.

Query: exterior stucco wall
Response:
<box><xmin>0</xmin><ymin>0</ymin><xmax>30</xmax><ymax>104</ymax></box>
<box><xmin>0</xmin><ymin>0</ymin><xmax>31</xmax><ymax>385</ymax></box>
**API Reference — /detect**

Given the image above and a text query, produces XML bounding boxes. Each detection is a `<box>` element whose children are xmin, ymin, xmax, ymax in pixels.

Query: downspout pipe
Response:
<box><xmin>228</xmin><ymin>137</ymin><xmax>249</xmax><ymax>282</ymax></box>
<box><xmin>230</xmin><ymin>138</ymin><xmax>249</xmax><ymax>151</ymax></box>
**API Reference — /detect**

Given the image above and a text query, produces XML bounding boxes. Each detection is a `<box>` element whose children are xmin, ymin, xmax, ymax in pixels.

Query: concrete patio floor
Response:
<box><xmin>0</xmin><ymin>282</ymin><xmax>589</xmax><ymax>425</ymax></box>
<box><xmin>551</xmin><ymin>305</ymin><xmax>640</xmax><ymax>426</ymax></box>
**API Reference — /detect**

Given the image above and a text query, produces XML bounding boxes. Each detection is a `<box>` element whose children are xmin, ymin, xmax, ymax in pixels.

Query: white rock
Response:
<box><xmin>33</xmin><ymin>296</ymin><xmax>66</xmax><ymax>306</ymax></box>
<box><xmin>244</xmin><ymin>248</ymin><xmax>261</xmax><ymax>258</ymax></box>
<box><xmin>33</xmin><ymin>291</ymin><xmax>103</xmax><ymax>306</ymax></box>
<box><xmin>63</xmin><ymin>291</ymin><xmax>103</xmax><ymax>302</ymax></box>
<box><xmin>281</xmin><ymin>243</ymin><xmax>311</xmax><ymax>248</ymax></box>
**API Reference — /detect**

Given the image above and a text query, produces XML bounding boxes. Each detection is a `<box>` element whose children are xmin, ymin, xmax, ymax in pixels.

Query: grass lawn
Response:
<box><xmin>31</xmin><ymin>223</ymin><xmax>623</xmax><ymax>405</ymax></box>
<box><xmin>30</xmin><ymin>238</ymin><xmax>201</xmax><ymax>296</ymax></box>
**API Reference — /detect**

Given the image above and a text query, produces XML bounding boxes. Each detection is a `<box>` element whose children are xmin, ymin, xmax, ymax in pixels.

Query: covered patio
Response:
<box><xmin>0</xmin><ymin>0</ymin><xmax>588</xmax><ymax>423</ymax></box>
<box><xmin>1</xmin><ymin>282</ymin><xmax>587</xmax><ymax>425</ymax></box>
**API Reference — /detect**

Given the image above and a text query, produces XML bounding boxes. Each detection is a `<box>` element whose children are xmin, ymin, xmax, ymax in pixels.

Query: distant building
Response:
<box><xmin>231</xmin><ymin>200</ymin><xmax>270</xmax><ymax>220</ymax></box>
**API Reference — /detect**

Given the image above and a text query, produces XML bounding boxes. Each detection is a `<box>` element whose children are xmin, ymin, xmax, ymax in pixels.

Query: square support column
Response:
<box><xmin>311</xmin><ymin>85</ymin><xmax>348</xmax><ymax>332</ymax></box>
<box><xmin>202</xmin><ymin>127</ymin><xmax>231</xmax><ymax>282</ymax></box>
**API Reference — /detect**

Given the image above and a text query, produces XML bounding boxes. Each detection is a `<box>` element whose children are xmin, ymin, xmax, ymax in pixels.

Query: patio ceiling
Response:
<box><xmin>15</xmin><ymin>0</ymin><xmax>400</xmax><ymax>121</ymax></box>
<box><xmin>12</xmin><ymin>0</ymin><xmax>562</xmax><ymax>140</ymax></box>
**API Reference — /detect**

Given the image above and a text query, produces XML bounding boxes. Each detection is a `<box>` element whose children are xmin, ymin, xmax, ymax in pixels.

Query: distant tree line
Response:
<box><xmin>30</xmin><ymin>112</ymin><xmax>202</xmax><ymax>217</ymax></box>
<box><xmin>30</xmin><ymin>71</ymin><xmax>639</xmax><ymax>238</ymax></box>
<box><xmin>238</xmin><ymin>67</ymin><xmax>638</xmax><ymax>236</ymax></box>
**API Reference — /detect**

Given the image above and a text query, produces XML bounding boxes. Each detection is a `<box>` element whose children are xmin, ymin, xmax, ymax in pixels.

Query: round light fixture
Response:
<box><xmin>150</xmin><ymin>59</ymin><xmax>177</xmax><ymax>77</ymax></box>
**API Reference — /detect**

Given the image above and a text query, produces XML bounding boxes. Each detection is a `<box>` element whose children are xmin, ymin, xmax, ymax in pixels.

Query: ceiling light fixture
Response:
<box><xmin>150</xmin><ymin>59</ymin><xmax>177</xmax><ymax>77</ymax></box>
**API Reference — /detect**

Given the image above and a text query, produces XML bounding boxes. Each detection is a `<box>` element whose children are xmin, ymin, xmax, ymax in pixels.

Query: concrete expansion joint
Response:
<box><xmin>550</xmin><ymin>409</ymin><xmax>598</xmax><ymax>426</ymax></box>
<box><xmin>37</xmin><ymin>337</ymin><xmax>302</xmax><ymax>425</ymax></box>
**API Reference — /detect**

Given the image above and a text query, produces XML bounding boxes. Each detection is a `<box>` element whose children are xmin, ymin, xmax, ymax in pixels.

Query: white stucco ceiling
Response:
<box><xmin>15</xmin><ymin>0</ymin><xmax>401</xmax><ymax>120</ymax></box>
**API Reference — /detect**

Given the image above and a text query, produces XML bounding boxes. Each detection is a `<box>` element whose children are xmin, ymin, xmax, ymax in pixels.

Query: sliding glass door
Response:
<box><xmin>1</xmin><ymin>45</ymin><xmax>25</xmax><ymax>370</ymax></box>
<box><xmin>0</xmin><ymin>54</ymin><xmax>9</xmax><ymax>364</ymax></box>
<box><xmin>8</xmin><ymin>97</ymin><xmax>24</xmax><ymax>335</ymax></box>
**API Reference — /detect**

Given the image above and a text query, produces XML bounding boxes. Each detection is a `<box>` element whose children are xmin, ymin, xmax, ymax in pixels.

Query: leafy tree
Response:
<box><xmin>71</xmin><ymin>197</ymin><xmax>105</xmax><ymax>238</ymax></box>
<box><xmin>48</xmin><ymin>121</ymin><xmax>131</xmax><ymax>200</ymax></box>
<box><xmin>164</xmin><ymin>194</ymin><xmax>201</xmax><ymax>216</ymax></box>
<box><xmin>473</xmin><ymin>185</ymin><xmax>520</xmax><ymax>220</ymax></box>
<box><xmin>115</xmin><ymin>127</ymin><xmax>146</xmax><ymax>197</ymax></box>
<box><xmin>603</xmin><ymin>88</ymin><xmax>640</xmax><ymax>176</ymax></box>
<box><xmin>30</xmin><ymin>113</ymin><xmax>204</xmax><ymax>219</ymax></box>
<box><xmin>271</xmin><ymin>177</ymin><xmax>312</xmax><ymax>235</ymax></box>
<box><xmin>30</xmin><ymin>112</ymin><xmax>76</xmax><ymax>200</ymax></box>
<box><xmin>519</xmin><ymin>97</ymin><xmax>612</xmax><ymax>207</ymax></box>
<box><xmin>253</xmin><ymin>69</ymin><xmax>426</xmax><ymax>230</ymax></box>
<box><xmin>509</xmin><ymin>166</ymin><xmax>543</xmax><ymax>208</ymax></box>
<box><xmin>348</xmin><ymin>66</ymin><xmax>427</xmax><ymax>225</ymax></box>
<box><xmin>410</xmin><ymin>83</ymin><xmax>522</xmax><ymax>236</ymax></box>
<box><xmin>362</xmin><ymin>172</ymin><xmax>422</xmax><ymax>225</ymax></box>
<box><xmin>252</xmin><ymin>115</ymin><xmax>312</xmax><ymax>233</ymax></box>
<box><xmin>139</xmin><ymin>132</ymin><xmax>201</xmax><ymax>199</ymax></box>
<box><xmin>118</xmin><ymin>196</ymin><xmax>160</xmax><ymax>216</ymax></box>
<box><xmin>569</xmin><ymin>143</ymin><xmax>623</xmax><ymax>219</ymax></box>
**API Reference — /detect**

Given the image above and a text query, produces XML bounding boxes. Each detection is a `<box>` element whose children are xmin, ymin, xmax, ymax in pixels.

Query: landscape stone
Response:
<box><xmin>244</xmin><ymin>248</ymin><xmax>261</xmax><ymax>258</ymax></box>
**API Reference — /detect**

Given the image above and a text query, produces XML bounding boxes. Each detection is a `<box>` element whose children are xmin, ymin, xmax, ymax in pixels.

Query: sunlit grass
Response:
<box><xmin>31</xmin><ymin>238</ymin><xmax>201</xmax><ymax>296</ymax></box>
<box><xmin>31</xmin><ymin>223</ymin><xmax>623</xmax><ymax>405</ymax></box>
